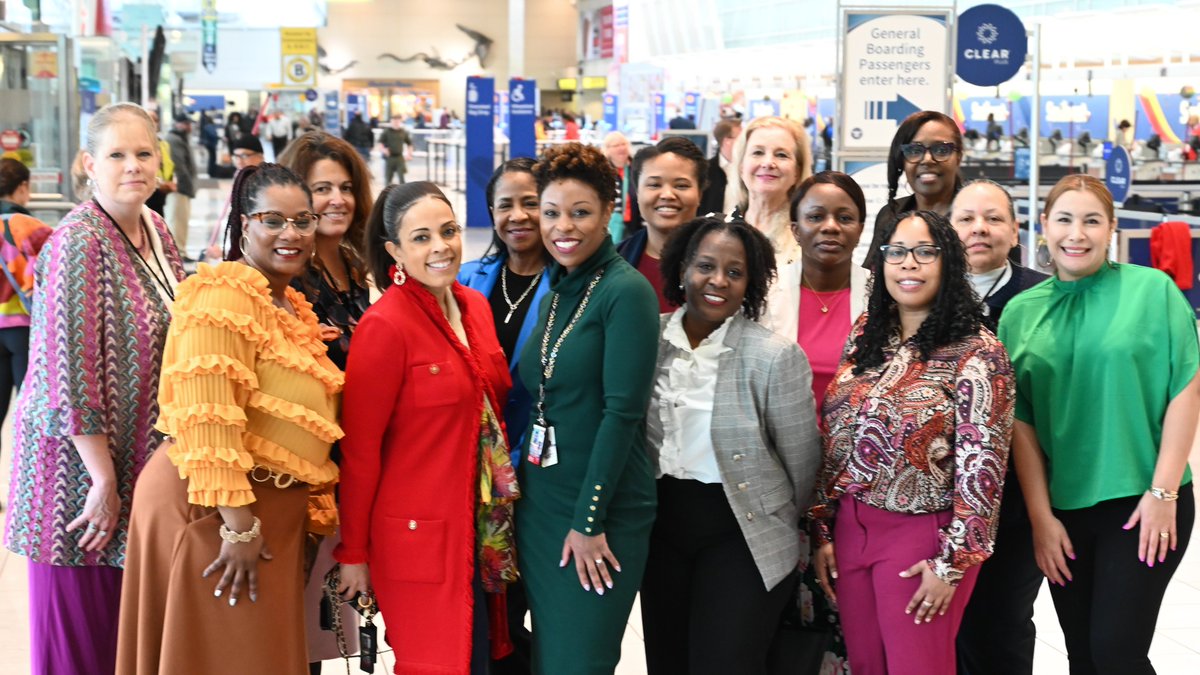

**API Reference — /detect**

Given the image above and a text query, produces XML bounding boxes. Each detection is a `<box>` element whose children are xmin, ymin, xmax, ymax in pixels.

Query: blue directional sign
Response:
<box><xmin>509</xmin><ymin>78</ymin><xmax>537</xmax><ymax>159</ymax></box>
<box><xmin>957</xmin><ymin>4</ymin><xmax>1027</xmax><ymax>87</ymax></box>
<box><xmin>602</xmin><ymin>93</ymin><xmax>619</xmax><ymax>132</ymax></box>
<box><xmin>466</xmin><ymin>77</ymin><xmax>496</xmax><ymax>228</ymax></box>
<box><xmin>1105</xmin><ymin>145</ymin><xmax>1132</xmax><ymax>204</ymax></box>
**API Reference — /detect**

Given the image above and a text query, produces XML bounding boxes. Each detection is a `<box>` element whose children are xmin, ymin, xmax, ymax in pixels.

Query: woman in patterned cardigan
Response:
<box><xmin>3</xmin><ymin>102</ymin><xmax>185</xmax><ymax>675</ymax></box>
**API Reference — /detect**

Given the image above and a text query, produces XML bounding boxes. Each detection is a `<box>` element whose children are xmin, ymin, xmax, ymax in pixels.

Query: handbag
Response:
<box><xmin>320</xmin><ymin>565</ymin><xmax>386</xmax><ymax>674</ymax></box>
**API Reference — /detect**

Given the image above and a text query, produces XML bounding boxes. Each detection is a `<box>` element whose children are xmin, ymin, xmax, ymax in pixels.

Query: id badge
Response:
<box><xmin>528</xmin><ymin>424</ymin><xmax>546</xmax><ymax>466</ymax></box>
<box><xmin>542</xmin><ymin>426</ymin><xmax>559</xmax><ymax>467</ymax></box>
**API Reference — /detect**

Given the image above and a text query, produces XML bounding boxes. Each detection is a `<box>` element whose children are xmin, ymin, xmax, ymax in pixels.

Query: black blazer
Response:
<box><xmin>699</xmin><ymin>154</ymin><xmax>728</xmax><ymax>217</ymax></box>
<box><xmin>981</xmin><ymin>263</ymin><xmax>1049</xmax><ymax>333</ymax></box>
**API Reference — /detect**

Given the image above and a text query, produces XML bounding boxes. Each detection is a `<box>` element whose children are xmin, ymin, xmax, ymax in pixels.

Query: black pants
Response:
<box><xmin>957</xmin><ymin>479</ymin><xmax>1043</xmax><ymax>675</ymax></box>
<box><xmin>641</xmin><ymin>476</ymin><xmax>796</xmax><ymax>675</ymax></box>
<box><xmin>272</xmin><ymin>136</ymin><xmax>289</xmax><ymax>160</ymax></box>
<box><xmin>1049</xmin><ymin>486</ymin><xmax>1194</xmax><ymax>675</ymax></box>
<box><xmin>0</xmin><ymin>326</ymin><xmax>29</xmax><ymax>426</ymax></box>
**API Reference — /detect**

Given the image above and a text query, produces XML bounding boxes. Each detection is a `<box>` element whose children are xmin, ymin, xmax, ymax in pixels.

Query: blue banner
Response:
<box><xmin>956</xmin><ymin>4</ymin><xmax>1026</xmax><ymax>86</ymax></box>
<box><xmin>1106</xmin><ymin>145</ymin><xmax>1132</xmax><ymax>203</ymax></box>
<box><xmin>652</xmin><ymin>92</ymin><xmax>666</xmax><ymax>138</ymax></box>
<box><xmin>466</xmin><ymin>77</ymin><xmax>496</xmax><ymax>229</ymax></box>
<box><xmin>683</xmin><ymin>92</ymin><xmax>699</xmax><ymax>122</ymax></box>
<box><xmin>509</xmin><ymin>79</ymin><xmax>537</xmax><ymax>159</ymax></box>
<box><xmin>602</xmin><ymin>93</ymin><xmax>619</xmax><ymax>131</ymax></box>
<box><xmin>323</xmin><ymin>91</ymin><xmax>340</xmax><ymax>135</ymax></box>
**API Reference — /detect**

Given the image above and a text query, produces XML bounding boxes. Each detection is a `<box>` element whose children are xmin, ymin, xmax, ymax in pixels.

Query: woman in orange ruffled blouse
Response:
<box><xmin>115</xmin><ymin>163</ymin><xmax>343</xmax><ymax>675</ymax></box>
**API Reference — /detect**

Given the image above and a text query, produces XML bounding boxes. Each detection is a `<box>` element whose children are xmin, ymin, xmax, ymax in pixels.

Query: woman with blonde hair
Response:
<box><xmin>723</xmin><ymin>116</ymin><xmax>813</xmax><ymax>337</ymax></box>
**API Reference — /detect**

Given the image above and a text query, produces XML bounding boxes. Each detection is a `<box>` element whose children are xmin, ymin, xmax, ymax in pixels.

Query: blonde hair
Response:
<box><xmin>725</xmin><ymin>116</ymin><xmax>813</xmax><ymax>253</ymax></box>
<box><xmin>85</xmin><ymin>102</ymin><xmax>159</xmax><ymax>157</ymax></box>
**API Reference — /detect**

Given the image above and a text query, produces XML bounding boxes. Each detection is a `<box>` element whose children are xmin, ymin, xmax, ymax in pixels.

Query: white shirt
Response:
<box><xmin>650</xmin><ymin>309</ymin><xmax>733</xmax><ymax>484</ymax></box>
<box><xmin>969</xmin><ymin>261</ymin><xmax>1012</xmax><ymax>308</ymax></box>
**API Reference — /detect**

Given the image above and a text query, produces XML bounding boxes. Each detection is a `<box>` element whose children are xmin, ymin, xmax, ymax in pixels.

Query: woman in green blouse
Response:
<box><xmin>515</xmin><ymin>142</ymin><xmax>660</xmax><ymax>674</ymax></box>
<box><xmin>998</xmin><ymin>174</ymin><xmax>1200</xmax><ymax>675</ymax></box>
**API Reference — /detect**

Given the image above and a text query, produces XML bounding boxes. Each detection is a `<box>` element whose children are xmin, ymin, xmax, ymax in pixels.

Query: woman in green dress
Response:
<box><xmin>516</xmin><ymin>142</ymin><xmax>660</xmax><ymax>673</ymax></box>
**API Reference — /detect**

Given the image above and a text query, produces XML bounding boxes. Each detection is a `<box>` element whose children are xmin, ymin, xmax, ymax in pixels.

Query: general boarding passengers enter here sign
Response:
<box><xmin>840</xmin><ymin>10</ymin><xmax>951</xmax><ymax>151</ymax></box>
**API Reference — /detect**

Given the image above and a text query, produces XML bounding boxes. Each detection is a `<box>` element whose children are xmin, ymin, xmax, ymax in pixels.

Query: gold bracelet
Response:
<box><xmin>219</xmin><ymin>516</ymin><xmax>262</xmax><ymax>543</ymax></box>
<box><xmin>1149</xmin><ymin>487</ymin><xmax>1180</xmax><ymax>502</ymax></box>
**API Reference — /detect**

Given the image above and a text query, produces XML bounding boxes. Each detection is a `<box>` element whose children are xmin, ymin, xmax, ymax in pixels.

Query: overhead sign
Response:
<box><xmin>840</xmin><ymin>9</ymin><xmax>952</xmax><ymax>151</ymax></box>
<box><xmin>201</xmin><ymin>0</ymin><xmax>217</xmax><ymax>74</ymax></box>
<box><xmin>1106</xmin><ymin>145</ymin><xmax>1132</xmax><ymax>204</ymax></box>
<box><xmin>603</xmin><ymin>93</ymin><xmax>619</xmax><ymax>131</ymax></box>
<box><xmin>281</xmin><ymin>28</ymin><xmax>318</xmax><ymax>88</ymax></box>
<box><xmin>956</xmin><ymin>4</ymin><xmax>1027</xmax><ymax>86</ymax></box>
<box><xmin>509</xmin><ymin>78</ymin><xmax>538</xmax><ymax>159</ymax></box>
<box><xmin>465</xmin><ymin>77</ymin><xmax>496</xmax><ymax>229</ymax></box>
<box><xmin>683</xmin><ymin>92</ymin><xmax>699</xmax><ymax>121</ymax></box>
<box><xmin>652</xmin><ymin>92</ymin><xmax>666</xmax><ymax>138</ymax></box>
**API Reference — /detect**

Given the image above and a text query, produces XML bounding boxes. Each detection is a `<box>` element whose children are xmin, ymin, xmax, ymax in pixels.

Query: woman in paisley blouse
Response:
<box><xmin>809</xmin><ymin>210</ymin><xmax>1015</xmax><ymax>675</ymax></box>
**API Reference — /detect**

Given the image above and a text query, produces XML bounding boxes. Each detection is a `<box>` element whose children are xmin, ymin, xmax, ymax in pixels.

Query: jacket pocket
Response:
<box><xmin>372</xmin><ymin>517</ymin><xmax>447</xmax><ymax>584</ymax></box>
<box><xmin>409</xmin><ymin>361</ymin><xmax>459</xmax><ymax>407</ymax></box>
<box><xmin>760</xmin><ymin>482</ymin><xmax>794</xmax><ymax>514</ymax></box>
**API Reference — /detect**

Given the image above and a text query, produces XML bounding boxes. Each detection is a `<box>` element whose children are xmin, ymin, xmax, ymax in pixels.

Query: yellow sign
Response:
<box><xmin>582</xmin><ymin>77</ymin><xmax>607</xmax><ymax>90</ymax></box>
<box><xmin>281</xmin><ymin>28</ymin><xmax>317</xmax><ymax>88</ymax></box>
<box><xmin>556</xmin><ymin>78</ymin><xmax>577</xmax><ymax>91</ymax></box>
<box><xmin>280</xmin><ymin>28</ymin><xmax>317</xmax><ymax>56</ymax></box>
<box><xmin>32</xmin><ymin>51</ymin><xmax>59</xmax><ymax>79</ymax></box>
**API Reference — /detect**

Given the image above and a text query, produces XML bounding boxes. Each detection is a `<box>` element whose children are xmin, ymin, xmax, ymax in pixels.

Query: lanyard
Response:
<box><xmin>534</xmin><ymin>268</ymin><xmax>604</xmax><ymax>427</ymax></box>
<box><xmin>93</xmin><ymin>200</ymin><xmax>175</xmax><ymax>302</ymax></box>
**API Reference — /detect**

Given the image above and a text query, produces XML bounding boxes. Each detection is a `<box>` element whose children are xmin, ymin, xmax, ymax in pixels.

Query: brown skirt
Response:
<box><xmin>115</xmin><ymin>448</ymin><xmax>309</xmax><ymax>675</ymax></box>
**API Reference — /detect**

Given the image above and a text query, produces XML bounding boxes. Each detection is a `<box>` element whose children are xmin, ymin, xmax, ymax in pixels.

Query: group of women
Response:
<box><xmin>2</xmin><ymin>102</ymin><xmax>1196</xmax><ymax>675</ymax></box>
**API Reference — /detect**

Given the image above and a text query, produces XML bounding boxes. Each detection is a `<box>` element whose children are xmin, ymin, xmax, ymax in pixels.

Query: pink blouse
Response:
<box><xmin>797</xmin><ymin>286</ymin><xmax>852</xmax><ymax>407</ymax></box>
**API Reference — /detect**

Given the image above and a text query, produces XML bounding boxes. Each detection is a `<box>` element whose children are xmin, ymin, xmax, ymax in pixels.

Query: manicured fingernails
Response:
<box><xmin>583</xmin><ymin>583</ymin><xmax>591</xmax><ymax>592</ymax></box>
<box><xmin>213</xmin><ymin>588</ymin><xmax>222</xmax><ymax>598</ymax></box>
<box><xmin>559</xmin><ymin>559</ymin><xmax>566</xmax><ymax>568</ymax></box>
<box><xmin>229</xmin><ymin>596</ymin><xmax>237</xmax><ymax>607</ymax></box>
<box><xmin>605</xmin><ymin>580</ymin><xmax>613</xmax><ymax>589</ymax></box>
<box><xmin>597</xmin><ymin>588</ymin><xmax>605</xmax><ymax>596</ymax></box>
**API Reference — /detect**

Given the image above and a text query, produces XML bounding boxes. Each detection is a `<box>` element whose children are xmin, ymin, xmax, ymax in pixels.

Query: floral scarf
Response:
<box><xmin>476</xmin><ymin>396</ymin><xmax>520</xmax><ymax>593</ymax></box>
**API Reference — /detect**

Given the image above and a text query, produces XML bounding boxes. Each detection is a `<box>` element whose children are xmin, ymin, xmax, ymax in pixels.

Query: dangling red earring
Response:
<box><xmin>393</xmin><ymin>265</ymin><xmax>407</xmax><ymax>286</ymax></box>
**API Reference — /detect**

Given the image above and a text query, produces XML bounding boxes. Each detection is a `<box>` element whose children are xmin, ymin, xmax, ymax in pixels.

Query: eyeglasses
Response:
<box><xmin>879</xmin><ymin>244</ymin><xmax>942</xmax><ymax>265</ymax></box>
<box><xmin>232</xmin><ymin>151</ymin><xmax>261</xmax><ymax>161</ymax></box>
<box><xmin>899</xmin><ymin>141</ymin><xmax>958</xmax><ymax>162</ymax></box>
<box><xmin>249</xmin><ymin>211</ymin><xmax>318</xmax><ymax>235</ymax></box>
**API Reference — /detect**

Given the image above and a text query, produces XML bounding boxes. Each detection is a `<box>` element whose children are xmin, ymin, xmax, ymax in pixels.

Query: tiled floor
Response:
<box><xmin>0</xmin><ymin>152</ymin><xmax>1198</xmax><ymax>673</ymax></box>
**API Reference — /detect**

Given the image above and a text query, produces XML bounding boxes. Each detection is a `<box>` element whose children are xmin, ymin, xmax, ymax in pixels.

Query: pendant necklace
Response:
<box><xmin>801</xmin><ymin>270</ymin><xmax>847</xmax><ymax>314</ymax></box>
<box><xmin>500</xmin><ymin>265</ymin><xmax>543</xmax><ymax>324</ymax></box>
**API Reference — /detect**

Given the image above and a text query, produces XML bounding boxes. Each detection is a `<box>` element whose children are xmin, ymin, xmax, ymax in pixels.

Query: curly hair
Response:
<box><xmin>851</xmin><ymin>209</ymin><xmax>982</xmax><ymax>373</ymax></box>
<box><xmin>659</xmin><ymin>215</ymin><xmax>776</xmax><ymax>320</ymax></box>
<box><xmin>277</xmin><ymin>130</ymin><xmax>373</xmax><ymax>283</ymax></box>
<box><xmin>533</xmin><ymin>142</ymin><xmax>618</xmax><ymax>208</ymax></box>
<box><xmin>223</xmin><ymin>163</ymin><xmax>313</xmax><ymax>262</ymax></box>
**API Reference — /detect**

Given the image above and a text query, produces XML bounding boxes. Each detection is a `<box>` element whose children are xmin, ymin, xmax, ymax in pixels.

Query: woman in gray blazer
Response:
<box><xmin>640</xmin><ymin>215</ymin><xmax>822</xmax><ymax>675</ymax></box>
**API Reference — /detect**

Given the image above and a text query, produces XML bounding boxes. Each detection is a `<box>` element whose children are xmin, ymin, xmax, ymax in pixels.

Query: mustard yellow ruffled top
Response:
<box><xmin>155</xmin><ymin>262</ymin><xmax>344</xmax><ymax>534</ymax></box>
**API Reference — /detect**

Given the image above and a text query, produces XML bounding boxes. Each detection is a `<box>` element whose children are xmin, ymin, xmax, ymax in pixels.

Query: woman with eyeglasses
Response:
<box><xmin>810</xmin><ymin>210</ymin><xmax>1014</xmax><ymax>675</ymax></box>
<box><xmin>116</xmin><ymin>163</ymin><xmax>344</xmax><ymax>674</ymax></box>
<box><xmin>864</xmin><ymin>111</ymin><xmax>964</xmax><ymax>268</ymax></box>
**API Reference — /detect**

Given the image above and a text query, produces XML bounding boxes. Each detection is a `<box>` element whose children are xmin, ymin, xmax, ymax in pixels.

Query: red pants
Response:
<box><xmin>833</xmin><ymin>496</ymin><xmax>979</xmax><ymax>675</ymax></box>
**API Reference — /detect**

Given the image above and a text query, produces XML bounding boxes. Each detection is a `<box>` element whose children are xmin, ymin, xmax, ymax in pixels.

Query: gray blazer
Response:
<box><xmin>647</xmin><ymin>313</ymin><xmax>822</xmax><ymax>590</ymax></box>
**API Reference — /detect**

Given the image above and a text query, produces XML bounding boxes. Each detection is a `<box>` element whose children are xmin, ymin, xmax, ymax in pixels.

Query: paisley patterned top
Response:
<box><xmin>4</xmin><ymin>201</ymin><xmax>185</xmax><ymax>568</ymax></box>
<box><xmin>811</xmin><ymin>314</ymin><xmax>1015</xmax><ymax>584</ymax></box>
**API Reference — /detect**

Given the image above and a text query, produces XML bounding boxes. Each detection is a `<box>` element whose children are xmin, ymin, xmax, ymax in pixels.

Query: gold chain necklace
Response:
<box><xmin>801</xmin><ymin>270</ymin><xmax>848</xmax><ymax>314</ymax></box>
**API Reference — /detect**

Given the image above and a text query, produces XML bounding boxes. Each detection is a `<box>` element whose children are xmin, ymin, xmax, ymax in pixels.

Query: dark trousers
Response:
<box><xmin>0</xmin><ymin>325</ymin><xmax>29</xmax><ymax>425</ymax></box>
<box><xmin>271</xmin><ymin>136</ymin><xmax>289</xmax><ymax>160</ymax></box>
<box><xmin>1049</xmin><ymin>486</ymin><xmax>1194</xmax><ymax>675</ymax></box>
<box><xmin>641</xmin><ymin>476</ymin><xmax>796</xmax><ymax>675</ymax></box>
<box><xmin>957</xmin><ymin>481</ymin><xmax>1043</xmax><ymax>675</ymax></box>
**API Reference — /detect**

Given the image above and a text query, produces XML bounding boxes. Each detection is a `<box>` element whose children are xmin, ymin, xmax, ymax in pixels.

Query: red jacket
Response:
<box><xmin>335</xmin><ymin>280</ymin><xmax>511</xmax><ymax>673</ymax></box>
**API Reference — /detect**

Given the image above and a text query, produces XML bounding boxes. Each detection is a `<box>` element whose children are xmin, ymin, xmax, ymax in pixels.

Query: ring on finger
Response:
<box><xmin>921</xmin><ymin>600</ymin><xmax>934</xmax><ymax>607</ymax></box>
<box><xmin>1160</xmin><ymin>531</ymin><xmax>1170</xmax><ymax>539</ymax></box>
<box><xmin>97</xmin><ymin>530</ymin><xmax>108</xmax><ymax>537</ymax></box>
<box><xmin>86</xmin><ymin>522</ymin><xmax>97</xmax><ymax>533</ymax></box>
<box><xmin>594</xmin><ymin>558</ymin><xmax>605</xmax><ymax>566</ymax></box>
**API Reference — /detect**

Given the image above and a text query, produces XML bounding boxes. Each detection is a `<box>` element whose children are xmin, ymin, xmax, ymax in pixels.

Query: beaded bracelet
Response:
<box><xmin>219</xmin><ymin>516</ymin><xmax>262</xmax><ymax>543</ymax></box>
<box><xmin>1149</xmin><ymin>487</ymin><xmax>1180</xmax><ymax>502</ymax></box>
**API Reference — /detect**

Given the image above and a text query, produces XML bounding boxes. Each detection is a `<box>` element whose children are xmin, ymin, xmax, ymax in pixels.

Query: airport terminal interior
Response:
<box><xmin>2</xmin><ymin>0</ymin><xmax>1200</xmax><ymax>673</ymax></box>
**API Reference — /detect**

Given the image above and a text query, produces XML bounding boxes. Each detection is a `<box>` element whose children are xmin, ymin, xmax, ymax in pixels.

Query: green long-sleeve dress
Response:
<box><xmin>516</xmin><ymin>238</ymin><xmax>660</xmax><ymax>674</ymax></box>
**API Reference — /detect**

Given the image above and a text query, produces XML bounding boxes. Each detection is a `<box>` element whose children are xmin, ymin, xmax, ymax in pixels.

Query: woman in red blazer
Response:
<box><xmin>334</xmin><ymin>182</ymin><xmax>519</xmax><ymax>674</ymax></box>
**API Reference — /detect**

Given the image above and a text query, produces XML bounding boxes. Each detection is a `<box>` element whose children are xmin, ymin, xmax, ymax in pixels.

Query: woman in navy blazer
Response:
<box><xmin>457</xmin><ymin>158</ymin><xmax>552</xmax><ymax>674</ymax></box>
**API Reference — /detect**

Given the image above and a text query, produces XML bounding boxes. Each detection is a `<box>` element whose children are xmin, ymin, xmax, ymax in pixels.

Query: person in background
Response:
<box><xmin>618</xmin><ymin>137</ymin><xmax>707</xmax><ymax>312</ymax></box>
<box><xmin>116</xmin><ymin>163</ymin><xmax>342</xmax><ymax>675</ymax></box>
<box><xmin>562</xmin><ymin>113</ymin><xmax>581</xmax><ymax>140</ymax></box>
<box><xmin>458</xmin><ymin>157</ymin><xmax>552</xmax><ymax>674</ymax></box>
<box><xmin>668</xmin><ymin>112</ymin><xmax>697</xmax><ymax>130</ymax></box>
<box><xmin>998</xmin><ymin>175</ymin><xmax>1200</xmax><ymax>675</ymax></box>
<box><xmin>203</xmin><ymin>135</ymin><xmax>265</xmax><ymax>264</ymax></box>
<box><xmin>698</xmin><ymin>117</ymin><xmax>741</xmax><ymax>216</ymax></box>
<box><xmin>4</xmin><ymin>102</ymin><xmax>185</xmax><ymax>675</ymax></box>
<box><xmin>165</xmin><ymin>113</ymin><xmax>198</xmax><ymax>261</ymax></box>
<box><xmin>225</xmin><ymin>112</ymin><xmax>245</xmax><ymax>159</ymax></box>
<box><xmin>811</xmin><ymin>210</ymin><xmax>1014</xmax><ymax>675</ymax></box>
<box><xmin>601</xmin><ymin>132</ymin><xmax>633</xmax><ymax>242</ymax></box>
<box><xmin>0</xmin><ymin>158</ymin><xmax>52</xmax><ymax>432</ymax></box>
<box><xmin>724</xmin><ymin>116</ymin><xmax>813</xmax><ymax>337</ymax></box>
<box><xmin>268</xmin><ymin>112</ymin><xmax>293</xmax><ymax>161</ymax></box>
<box><xmin>343</xmin><ymin>113</ymin><xmax>374</xmax><ymax>166</ymax></box>
<box><xmin>951</xmin><ymin>179</ymin><xmax>1048</xmax><ymax>675</ymax></box>
<box><xmin>199</xmin><ymin>111</ymin><xmax>220</xmax><ymax>177</ymax></box>
<box><xmin>640</xmin><ymin>215</ymin><xmax>820</xmax><ymax>674</ymax></box>
<box><xmin>866</xmin><ymin>111</ymin><xmax>964</xmax><ymax>268</ymax></box>
<box><xmin>144</xmin><ymin>110</ymin><xmax>175</xmax><ymax>217</ymax></box>
<box><xmin>336</xmin><ymin>182</ymin><xmax>518</xmax><ymax>673</ymax></box>
<box><xmin>379</xmin><ymin>117</ymin><xmax>414</xmax><ymax>185</ymax></box>
<box><xmin>277</xmin><ymin>130</ymin><xmax>374</xmax><ymax>673</ymax></box>
<box><xmin>985</xmin><ymin>114</ymin><xmax>1003</xmax><ymax>152</ymax></box>
<box><xmin>517</xmin><ymin>142</ymin><xmax>659</xmax><ymax>673</ymax></box>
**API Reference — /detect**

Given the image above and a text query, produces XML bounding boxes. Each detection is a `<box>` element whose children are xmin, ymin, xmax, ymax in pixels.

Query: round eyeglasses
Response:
<box><xmin>899</xmin><ymin>141</ymin><xmax>958</xmax><ymax>163</ymax></box>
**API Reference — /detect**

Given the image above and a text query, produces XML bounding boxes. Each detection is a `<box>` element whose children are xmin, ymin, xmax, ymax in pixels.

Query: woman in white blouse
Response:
<box><xmin>639</xmin><ymin>215</ymin><xmax>822</xmax><ymax>675</ymax></box>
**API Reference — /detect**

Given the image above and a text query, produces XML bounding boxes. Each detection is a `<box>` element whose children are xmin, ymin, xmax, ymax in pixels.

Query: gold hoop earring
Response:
<box><xmin>392</xmin><ymin>265</ymin><xmax>407</xmax><ymax>286</ymax></box>
<box><xmin>240</xmin><ymin>234</ymin><xmax>249</xmax><ymax>255</ymax></box>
